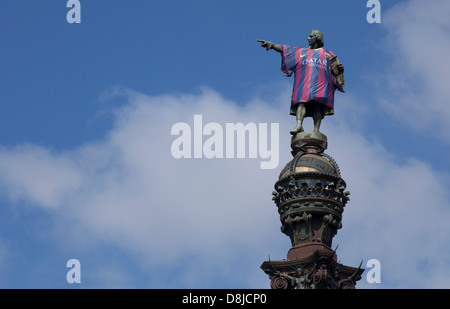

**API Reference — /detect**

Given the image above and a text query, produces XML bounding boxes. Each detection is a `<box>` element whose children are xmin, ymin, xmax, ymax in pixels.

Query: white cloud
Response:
<box><xmin>68</xmin><ymin>88</ymin><xmax>288</xmax><ymax>264</ymax></box>
<box><xmin>0</xmin><ymin>85</ymin><xmax>449</xmax><ymax>288</ymax></box>
<box><xmin>324</xmin><ymin>116</ymin><xmax>450</xmax><ymax>288</ymax></box>
<box><xmin>377</xmin><ymin>0</ymin><xmax>450</xmax><ymax>140</ymax></box>
<box><xmin>0</xmin><ymin>144</ymin><xmax>83</xmax><ymax>209</ymax></box>
<box><xmin>0</xmin><ymin>87</ymin><xmax>291</xmax><ymax>288</ymax></box>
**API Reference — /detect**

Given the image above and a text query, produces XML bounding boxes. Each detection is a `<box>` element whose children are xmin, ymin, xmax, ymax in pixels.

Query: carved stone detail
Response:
<box><xmin>263</xmin><ymin>254</ymin><xmax>363</xmax><ymax>290</ymax></box>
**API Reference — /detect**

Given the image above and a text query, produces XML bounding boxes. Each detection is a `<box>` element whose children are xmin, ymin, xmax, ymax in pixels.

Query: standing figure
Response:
<box><xmin>257</xmin><ymin>30</ymin><xmax>345</xmax><ymax>135</ymax></box>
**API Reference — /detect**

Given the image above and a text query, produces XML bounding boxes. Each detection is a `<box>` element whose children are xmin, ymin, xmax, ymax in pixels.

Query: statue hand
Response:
<box><xmin>257</xmin><ymin>40</ymin><xmax>272</xmax><ymax>51</ymax></box>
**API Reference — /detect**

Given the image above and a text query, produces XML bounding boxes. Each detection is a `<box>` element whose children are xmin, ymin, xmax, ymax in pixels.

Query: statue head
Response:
<box><xmin>308</xmin><ymin>30</ymin><xmax>324</xmax><ymax>49</ymax></box>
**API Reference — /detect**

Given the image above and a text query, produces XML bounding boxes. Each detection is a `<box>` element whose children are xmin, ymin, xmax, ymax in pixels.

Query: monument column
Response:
<box><xmin>257</xmin><ymin>30</ymin><xmax>363</xmax><ymax>288</ymax></box>
<box><xmin>260</xmin><ymin>132</ymin><xmax>364</xmax><ymax>289</ymax></box>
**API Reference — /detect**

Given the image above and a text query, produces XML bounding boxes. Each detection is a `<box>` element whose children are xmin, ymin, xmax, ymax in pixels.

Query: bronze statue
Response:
<box><xmin>257</xmin><ymin>30</ymin><xmax>344</xmax><ymax>135</ymax></box>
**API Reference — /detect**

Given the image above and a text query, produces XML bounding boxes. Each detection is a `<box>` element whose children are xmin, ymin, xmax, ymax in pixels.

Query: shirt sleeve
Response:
<box><xmin>281</xmin><ymin>44</ymin><xmax>297</xmax><ymax>77</ymax></box>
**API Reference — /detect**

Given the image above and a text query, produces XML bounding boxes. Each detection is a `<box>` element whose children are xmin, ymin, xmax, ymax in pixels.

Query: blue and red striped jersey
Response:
<box><xmin>281</xmin><ymin>44</ymin><xmax>344</xmax><ymax>110</ymax></box>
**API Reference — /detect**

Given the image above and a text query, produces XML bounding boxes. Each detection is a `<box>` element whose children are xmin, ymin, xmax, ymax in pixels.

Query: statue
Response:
<box><xmin>259</xmin><ymin>32</ymin><xmax>364</xmax><ymax>289</ymax></box>
<box><xmin>257</xmin><ymin>30</ymin><xmax>345</xmax><ymax>135</ymax></box>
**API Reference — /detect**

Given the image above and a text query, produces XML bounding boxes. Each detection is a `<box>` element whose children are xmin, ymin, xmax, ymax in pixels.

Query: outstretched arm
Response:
<box><xmin>257</xmin><ymin>40</ymin><xmax>282</xmax><ymax>53</ymax></box>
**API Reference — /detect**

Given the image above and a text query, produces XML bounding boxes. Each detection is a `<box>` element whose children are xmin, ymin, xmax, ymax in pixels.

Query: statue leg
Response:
<box><xmin>313</xmin><ymin>104</ymin><xmax>324</xmax><ymax>133</ymax></box>
<box><xmin>290</xmin><ymin>103</ymin><xmax>305</xmax><ymax>135</ymax></box>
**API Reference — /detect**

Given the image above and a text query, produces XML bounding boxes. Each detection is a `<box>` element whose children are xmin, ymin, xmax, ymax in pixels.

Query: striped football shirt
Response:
<box><xmin>281</xmin><ymin>44</ymin><xmax>344</xmax><ymax>110</ymax></box>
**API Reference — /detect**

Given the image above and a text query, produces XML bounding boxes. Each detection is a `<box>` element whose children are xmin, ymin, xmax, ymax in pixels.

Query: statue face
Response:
<box><xmin>307</xmin><ymin>31</ymin><xmax>322</xmax><ymax>49</ymax></box>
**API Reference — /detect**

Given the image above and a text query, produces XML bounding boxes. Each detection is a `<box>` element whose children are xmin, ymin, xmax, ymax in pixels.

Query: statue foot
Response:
<box><xmin>290</xmin><ymin>126</ymin><xmax>304</xmax><ymax>135</ymax></box>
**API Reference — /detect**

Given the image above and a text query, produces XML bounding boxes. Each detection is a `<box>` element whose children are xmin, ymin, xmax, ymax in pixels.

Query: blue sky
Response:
<box><xmin>1</xmin><ymin>0</ymin><xmax>450</xmax><ymax>288</ymax></box>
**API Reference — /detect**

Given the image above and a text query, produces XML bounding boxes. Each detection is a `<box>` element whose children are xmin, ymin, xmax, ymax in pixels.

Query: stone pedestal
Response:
<box><xmin>291</xmin><ymin>131</ymin><xmax>328</xmax><ymax>155</ymax></box>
